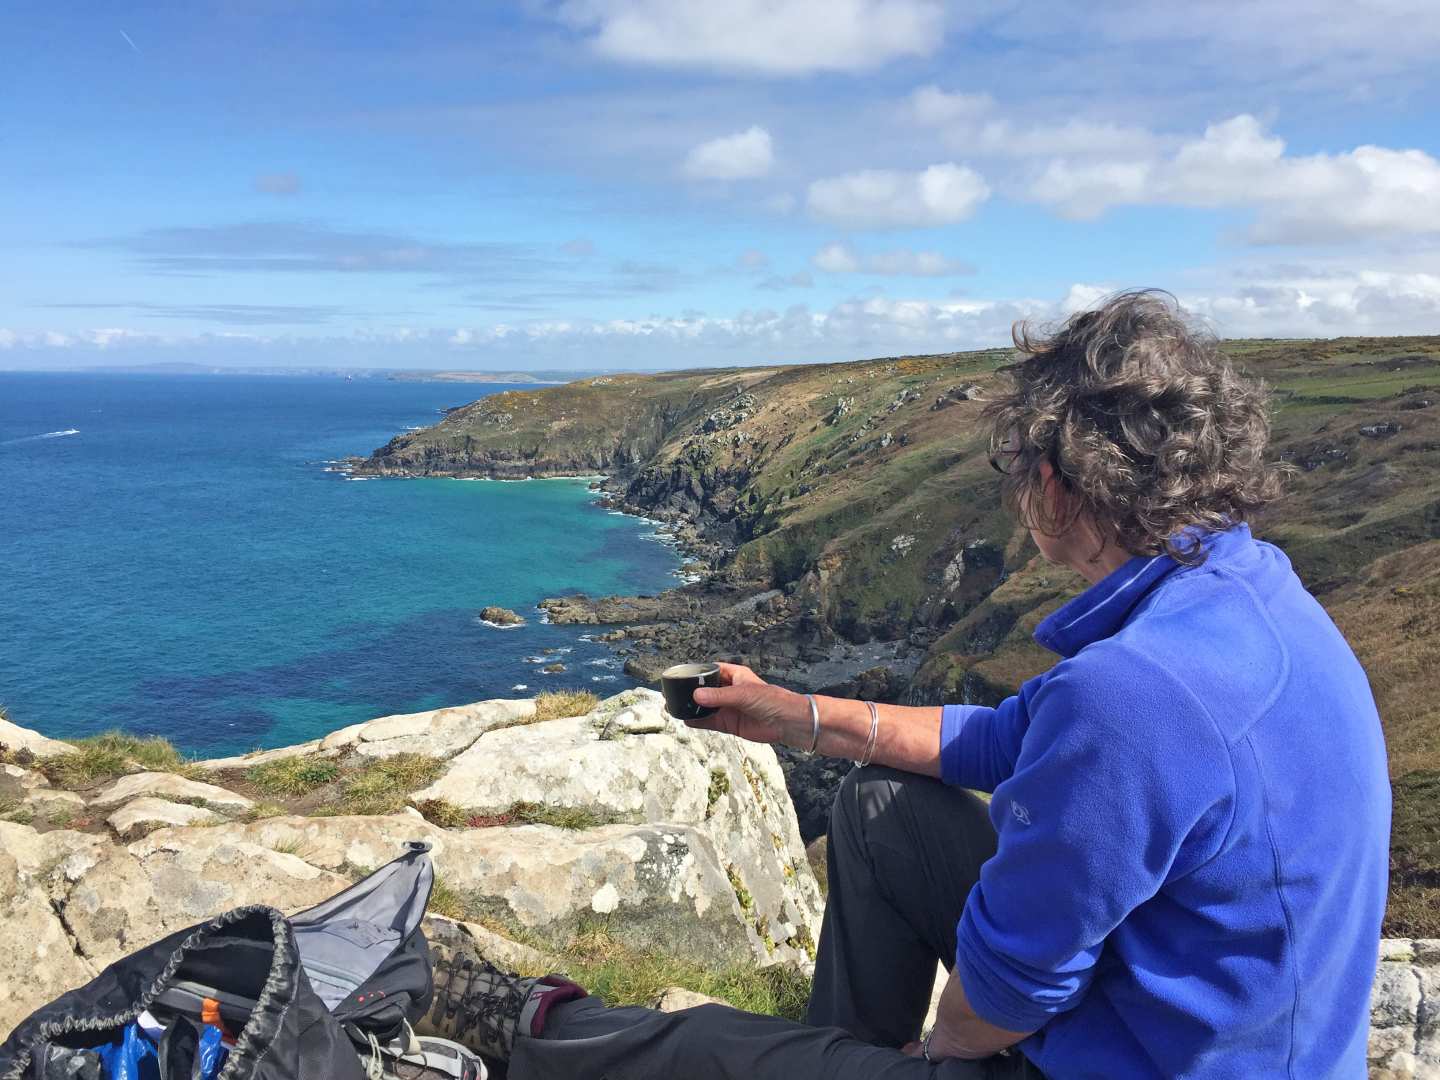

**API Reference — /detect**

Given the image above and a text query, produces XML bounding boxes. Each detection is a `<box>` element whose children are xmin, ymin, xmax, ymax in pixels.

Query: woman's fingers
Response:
<box><xmin>715</xmin><ymin>661</ymin><xmax>765</xmax><ymax>686</ymax></box>
<box><xmin>692</xmin><ymin>684</ymin><xmax>749</xmax><ymax>709</ymax></box>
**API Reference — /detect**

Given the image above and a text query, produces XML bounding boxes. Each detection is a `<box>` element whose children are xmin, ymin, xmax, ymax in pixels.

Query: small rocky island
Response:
<box><xmin>479</xmin><ymin>605</ymin><xmax>526</xmax><ymax>627</ymax></box>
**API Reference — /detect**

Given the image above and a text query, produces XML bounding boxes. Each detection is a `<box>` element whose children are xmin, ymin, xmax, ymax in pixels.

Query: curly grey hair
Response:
<box><xmin>983</xmin><ymin>289</ymin><xmax>1285</xmax><ymax>564</ymax></box>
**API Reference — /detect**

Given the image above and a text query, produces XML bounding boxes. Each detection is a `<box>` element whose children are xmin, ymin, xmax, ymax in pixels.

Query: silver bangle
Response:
<box><xmin>858</xmin><ymin>700</ymin><xmax>879</xmax><ymax>767</ymax></box>
<box><xmin>803</xmin><ymin>694</ymin><xmax>821</xmax><ymax>755</ymax></box>
<box><xmin>921</xmin><ymin>1030</ymin><xmax>935</xmax><ymax>1063</ymax></box>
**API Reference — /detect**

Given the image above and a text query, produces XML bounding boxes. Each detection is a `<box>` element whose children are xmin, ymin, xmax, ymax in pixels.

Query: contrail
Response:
<box><xmin>119</xmin><ymin>29</ymin><xmax>140</xmax><ymax>54</ymax></box>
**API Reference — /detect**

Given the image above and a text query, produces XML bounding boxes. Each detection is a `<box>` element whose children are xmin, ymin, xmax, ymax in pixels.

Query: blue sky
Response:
<box><xmin>3</xmin><ymin>1</ymin><xmax>1438</xmax><ymax>371</ymax></box>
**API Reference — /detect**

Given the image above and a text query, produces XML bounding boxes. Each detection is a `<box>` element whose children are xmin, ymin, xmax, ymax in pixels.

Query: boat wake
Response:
<box><xmin>1</xmin><ymin>428</ymin><xmax>80</xmax><ymax>446</ymax></box>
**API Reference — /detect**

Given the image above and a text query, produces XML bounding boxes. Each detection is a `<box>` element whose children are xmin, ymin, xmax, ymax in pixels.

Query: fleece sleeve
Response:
<box><xmin>953</xmin><ymin>646</ymin><xmax>1235</xmax><ymax>1033</ymax></box>
<box><xmin>939</xmin><ymin>692</ymin><xmax>1031</xmax><ymax>793</ymax></box>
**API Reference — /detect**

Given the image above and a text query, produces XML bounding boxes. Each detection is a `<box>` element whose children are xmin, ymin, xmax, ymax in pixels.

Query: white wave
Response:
<box><xmin>524</xmin><ymin>655</ymin><xmax>545</xmax><ymax>664</ymax></box>
<box><xmin>586</xmin><ymin>658</ymin><xmax>619</xmax><ymax>668</ymax></box>
<box><xmin>512</xmin><ymin>684</ymin><xmax>529</xmax><ymax>691</ymax></box>
<box><xmin>343</xmin><ymin>476</ymin><xmax>375</xmax><ymax>481</ymax></box>
<box><xmin>477</xmin><ymin>618</ymin><xmax>525</xmax><ymax>630</ymax></box>
<box><xmin>590</xmin><ymin>675</ymin><xmax>619</xmax><ymax>683</ymax></box>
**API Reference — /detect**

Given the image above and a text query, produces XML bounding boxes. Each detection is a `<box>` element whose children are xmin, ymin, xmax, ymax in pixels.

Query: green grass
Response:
<box><xmin>531</xmin><ymin>690</ymin><xmax>600</xmax><ymax>721</ymax></box>
<box><xmin>416</xmin><ymin>796</ymin><xmax>613</xmax><ymax>830</ymax></box>
<box><xmin>37</xmin><ymin>731</ymin><xmax>204</xmax><ymax>790</ymax></box>
<box><xmin>332</xmin><ymin>754</ymin><xmax>446</xmax><ymax>815</ymax></box>
<box><xmin>415</xmin><ymin>798</ymin><xmax>470</xmax><ymax>828</ymax></box>
<box><xmin>427</xmin><ymin>875</ymin><xmax>472</xmax><ymax>921</ymax></box>
<box><xmin>555</xmin><ymin>919</ymin><xmax>812</xmax><ymax>1020</ymax></box>
<box><xmin>706</xmin><ymin>768</ymin><xmax>730</xmax><ymax>816</ymax></box>
<box><xmin>508</xmin><ymin>801</ymin><xmax>612</xmax><ymax>830</ymax></box>
<box><xmin>245</xmin><ymin>756</ymin><xmax>340</xmax><ymax>797</ymax></box>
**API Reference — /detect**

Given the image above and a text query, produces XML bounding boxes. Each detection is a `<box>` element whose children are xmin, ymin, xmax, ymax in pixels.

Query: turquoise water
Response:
<box><xmin>0</xmin><ymin>373</ymin><xmax>679</xmax><ymax>756</ymax></box>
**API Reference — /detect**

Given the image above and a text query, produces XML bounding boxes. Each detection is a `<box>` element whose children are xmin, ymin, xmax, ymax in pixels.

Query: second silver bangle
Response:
<box><xmin>803</xmin><ymin>693</ymin><xmax>821</xmax><ymax>754</ymax></box>
<box><xmin>858</xmin><ymin>700</ymin><xmax>879</xmax><ymax>767</ymax></box>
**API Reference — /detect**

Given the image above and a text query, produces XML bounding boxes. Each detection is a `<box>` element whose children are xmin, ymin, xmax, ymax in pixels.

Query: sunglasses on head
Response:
<box><xmin>989</xmin><ymin>436</ymin><xmax>1022</xmax><ymax>475</ymax></box>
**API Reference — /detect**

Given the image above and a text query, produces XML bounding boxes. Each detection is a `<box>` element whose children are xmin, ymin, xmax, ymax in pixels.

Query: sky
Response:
<box><xmin>3</xmin><ymin>0</ymin><xmax>1439</xmax><ymax>372</ymax></box>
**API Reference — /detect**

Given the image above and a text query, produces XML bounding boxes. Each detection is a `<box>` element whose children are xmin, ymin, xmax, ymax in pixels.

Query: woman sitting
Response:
<box><xmin>419</xmin><ymin>289</ymin><xmax>1391</xmax><ymax>1079</ymax></box>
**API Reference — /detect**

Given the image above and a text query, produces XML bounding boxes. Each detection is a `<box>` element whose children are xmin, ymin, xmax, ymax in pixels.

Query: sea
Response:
<box><xmin>0</xmin><ymin>372</ymin><xmax>681</xmax><ymax>758</ymax></box>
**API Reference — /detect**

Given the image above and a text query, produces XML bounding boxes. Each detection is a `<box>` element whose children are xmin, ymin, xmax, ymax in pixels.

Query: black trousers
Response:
<box><xmin>509</xmin><ymin>765</ymin><xmax>1045</xmax><ymax>1079</ymax></box>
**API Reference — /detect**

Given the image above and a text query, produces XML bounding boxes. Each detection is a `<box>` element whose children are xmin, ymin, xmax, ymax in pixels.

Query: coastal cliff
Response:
<box><xmin>357</xmin><ymin>336</ymin><xmax>1440</xmax><ymax>936</ymax></box>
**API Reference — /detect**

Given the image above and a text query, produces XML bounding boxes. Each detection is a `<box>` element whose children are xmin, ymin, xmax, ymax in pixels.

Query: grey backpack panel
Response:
<box><xmin>290</xmin><ymin>839</ymin><xmax>435</xmax><ymax>1013</ymax></box>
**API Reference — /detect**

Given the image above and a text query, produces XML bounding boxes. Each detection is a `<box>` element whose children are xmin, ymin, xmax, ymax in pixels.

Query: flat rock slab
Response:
<box><xmin>91</xmin><ymin>772</ymin><xmax>254</xmax><ymax>813</ymax></box>
<box><xmin>320</xmin><ymin>698</ymin><xmax>537</xmax><ymax>760</ymax></box>
<box><xmin>206</xmin><ymin>814</ymin><xmax>765</xmax><ymax>966</ymax></box>
<box><xmin>108</xmin><ymin>797</ymin><xmax>223</xmax><ymax>839</ymax></box>
<box><xmin>0</xmin><ymin>717</ymin><xmax>74</xmax><ymax>760</ymax></box>
<box><xmin>196</xmin><ymin>739</ymin><xmax>324</xmax><ymax>772</ymax></box>
<box><xmin>652</xmin><ymin>987</ymin><xmax>723</xmax><ymax>1012</ymax></box>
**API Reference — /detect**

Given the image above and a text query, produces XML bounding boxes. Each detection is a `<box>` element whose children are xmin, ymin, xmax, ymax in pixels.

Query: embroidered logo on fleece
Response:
<box><xmin>1010</xmin><ymin>801</ymin><xmax>1031</xmax><ymax>826</ymax></box>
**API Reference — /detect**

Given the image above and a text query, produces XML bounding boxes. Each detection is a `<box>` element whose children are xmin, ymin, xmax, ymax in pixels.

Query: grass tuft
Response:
<box><xmin>706</xmin><ymin>768</ymin><xmax>731</xmax><ymax>816</ymax></box>
<box><xmin>332</xmin><ymin>754</ymin><xmax>446</xmax><ymax>815</ymax></box>
<box><xmin>415</xmin><ymin>798</ymin><xmax>470</xmax><ymax>828</ymax></box>
<box><xmin>241</xmin><ymin>802</ymin><xmax>289</xmax><ymax>822</ymax></box>
<box><xmin>555</xmin><ymin>918</ymin><xmax>812</xmax><ymax>1020</ymax></box>
<box><xmin>532</xmin><ymin>690</ymin><xmax>599</xmax><ymax>722</ymax></box>
<box><xmin>427</xmin><ymin>875</ymin><xmax>472</xmax><ymax>921</ymax></box>
<box><xmin>39</xmin><ymin>731</ymin><xmax>202</xmax><ymax>789</ymax></box>
<box><xmin>246</xmin><ymin>756</ymin><xmax>340</xmax><ymax>797</ymax></box>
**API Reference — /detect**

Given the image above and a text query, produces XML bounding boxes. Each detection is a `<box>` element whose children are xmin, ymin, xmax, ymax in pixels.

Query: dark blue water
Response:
<box><xmin>0</xmin><ymin>373</ymin><xmax>679</xmax><ymax>756</ymax></box>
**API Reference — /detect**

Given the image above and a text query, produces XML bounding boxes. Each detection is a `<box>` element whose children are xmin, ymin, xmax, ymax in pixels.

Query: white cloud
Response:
<box><xmin>683</xmin><ymin>126</ymin><xmax>774</xmax><ymax>180</ymax></box>
<box><xmin>554</xmin><ymin>0</ymin><xmax>946</xmax><ymax>76</ymax></box>
<box><xmin>906</xmin><ymin>86</ymin><xmax>1159</xmax><ymax>160</ymax></box>
<box><xmin>10</xmin><ymin>268</ymin><xmax>1439</xmax><ymax>370</ymax></box>
<box><xmin>807</xmin><ymin>164</ymin><xmax>991</xmax><ymax>228</ymax></box>
<box><xmin>736</xmin><ymin>249</ymin><xmax>771</xmax><ymax>270</ymax></box>
<box><xmin>1029</xmin><ymin>114</ymin><xmax>1440</xmax><ymax>242</ymax></box>
<box><xmin>813</xmin><ymin>243</ymin><xmax>860</xmax><ymax>273</ymax></box>
<box><xmin>812</xmin><ymin>242</ymin><xmax>972</xmax><ymax>276</ymax></box>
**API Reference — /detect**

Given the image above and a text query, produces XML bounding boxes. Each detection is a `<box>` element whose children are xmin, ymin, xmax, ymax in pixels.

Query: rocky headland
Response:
<box><xmin>1</xmin><ymin>694</ymin><xmax>1434</xmax><ymax>1077</ymax></box>
<box><xmin>354</xmin><ymin>338</ymin><xmax>1440</xmax><ymax>934</ymax></box>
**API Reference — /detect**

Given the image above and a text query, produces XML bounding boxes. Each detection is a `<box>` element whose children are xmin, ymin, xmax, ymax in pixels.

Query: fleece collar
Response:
<box><xmin>1034</xmin><ymin>524</ymin><xmax>1253</xmax><ymax>658</ymax></box>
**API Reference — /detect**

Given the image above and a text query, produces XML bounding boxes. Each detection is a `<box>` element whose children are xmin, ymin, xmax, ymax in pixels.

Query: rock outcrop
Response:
<box><xmin>0</xmin><ymin>695</ymin><xmax>1434</xmax><ymax>1077</ymax></box>
<box><xmin>479</xmin><ymin>605</ymin><xmax>525</xmax><ymax>627</ymax></box>
<box><xmin>0</xmin><ymin>690</ymin><xmax>822</xmax><ymax>1037</ymax></box>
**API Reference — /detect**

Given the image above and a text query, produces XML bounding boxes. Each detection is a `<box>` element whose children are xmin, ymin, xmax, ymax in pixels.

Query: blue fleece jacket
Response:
<box><xmin>939</xmin><ymin>524</ymin><xmax>1390</xmax><ymax>1079</ymax></box>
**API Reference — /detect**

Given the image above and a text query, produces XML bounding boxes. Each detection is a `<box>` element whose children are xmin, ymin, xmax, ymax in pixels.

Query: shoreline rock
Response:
<box><xmin>479</xmin><ymin>605</ymin><xmax>526</xmax><ymax>627</ymax></box>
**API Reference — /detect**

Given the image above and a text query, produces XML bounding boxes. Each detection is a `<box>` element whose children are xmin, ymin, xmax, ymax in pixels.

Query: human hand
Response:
<box><xmin>688</xmin><ymin>663</ymin><xmax>806</xmax><ymax>746</ymax></box>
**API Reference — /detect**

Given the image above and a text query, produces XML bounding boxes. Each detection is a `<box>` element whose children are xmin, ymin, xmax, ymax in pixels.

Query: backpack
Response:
<box><xmin>0</xmin><ymin>840</ymin><xmax>453</xmax><ymax>1080</ymax></box>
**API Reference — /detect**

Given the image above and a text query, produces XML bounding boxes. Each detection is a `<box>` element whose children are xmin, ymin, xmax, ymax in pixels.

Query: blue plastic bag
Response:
<box><xmin>193</xmin><ymin>1025</ymin><xmax>227</xmax><ymax>1080</ymax></box>
<box><xmin>95</xmin><ymin>1023</ymin><xmax>158</xmax><ymax>1080</ymax></box>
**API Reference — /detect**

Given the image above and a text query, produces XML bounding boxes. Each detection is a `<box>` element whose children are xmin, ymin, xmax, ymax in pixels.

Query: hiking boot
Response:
<box><xmin>418</xmin><ymin>938</ymin><xmax>587</xmax><ymax>1061</ymax></box>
